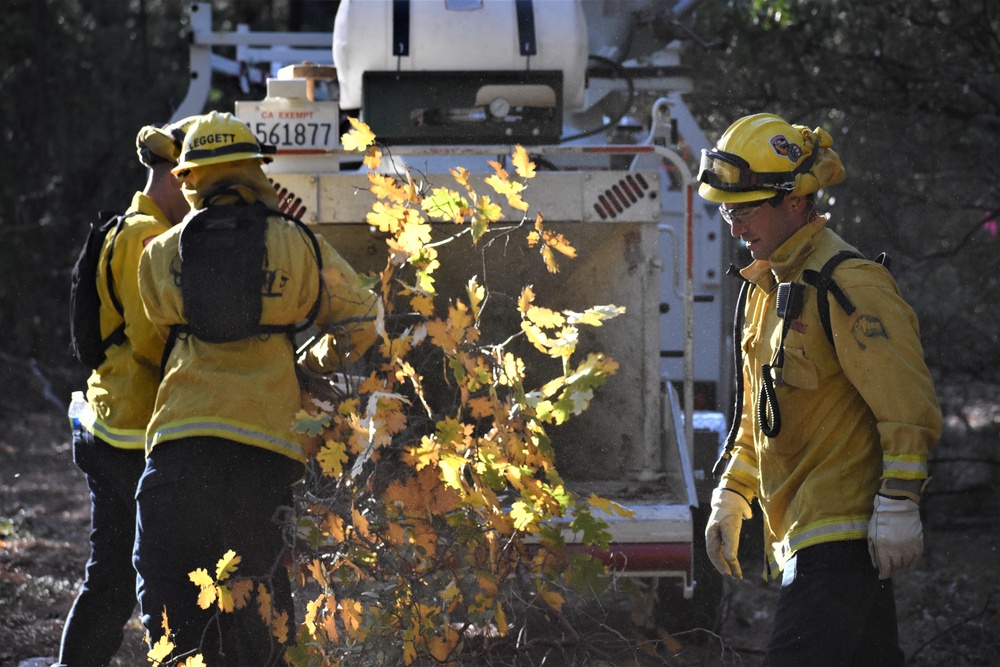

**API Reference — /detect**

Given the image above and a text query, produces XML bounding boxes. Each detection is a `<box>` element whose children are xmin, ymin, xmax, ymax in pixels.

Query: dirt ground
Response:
<box><xmin>1</xmin><ymin>379</ymin><xmax>998</xmax><ymax>666</ymax></box>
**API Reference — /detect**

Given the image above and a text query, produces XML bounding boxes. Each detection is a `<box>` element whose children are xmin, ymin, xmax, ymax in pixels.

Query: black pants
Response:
<box><xmin>133</xmin><ymin>437</ymin><xmax>302</xmax><ymax>667</ymax></box>
<box><xmin>59</xmin><ymin>427</ymin><xmax>146</xmax><ymax>667</ymax></box>
<box><xmin>766</xmin><ymin>539</ymin><xmax>905</xmax><ymax>667</ymax></box>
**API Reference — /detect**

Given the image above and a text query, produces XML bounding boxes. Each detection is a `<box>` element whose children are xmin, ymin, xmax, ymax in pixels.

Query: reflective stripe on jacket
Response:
<box><xmin>85</xmin><ymin>192</ymin><xmax>171</xmax><ymax>450</ymax></box>
<box><xmin>721</xmin><ymin>218</ymin><xmax>941</xmax><ymax>575</ymax></box>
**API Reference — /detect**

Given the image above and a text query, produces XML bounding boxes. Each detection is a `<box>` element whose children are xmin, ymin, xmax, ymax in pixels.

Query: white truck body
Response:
<box><xmin>171</xmin><ymin>0</ymin><xmax>733</xmax><ymax>597</ymax></box>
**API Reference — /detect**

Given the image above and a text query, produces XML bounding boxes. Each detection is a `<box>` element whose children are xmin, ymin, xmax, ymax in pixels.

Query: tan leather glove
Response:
<box><xmin>867</xmin><ymin>494</ymin><xmax>923</xmax><ymax>580</ymax></box>
<box><xmin>705</xmin><ymin>487</ymin><xmax>753</xmax><ymax>579</ymax></box>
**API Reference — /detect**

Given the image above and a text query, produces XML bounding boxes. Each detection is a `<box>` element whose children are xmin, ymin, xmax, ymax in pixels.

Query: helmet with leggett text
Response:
<box><xmin>697</xmin><ymin>113</ymin><xmax>846</xmax><ymax>205</ymax></box>
<box><xmin>172</xmin><ymin>111</ymin><xmax>275</xmax><ymax>174</ymax></box>
<box><xmin>135</xmin><ymin>115</ymin><xmax>203</xmax><ymax>168</ymax></box>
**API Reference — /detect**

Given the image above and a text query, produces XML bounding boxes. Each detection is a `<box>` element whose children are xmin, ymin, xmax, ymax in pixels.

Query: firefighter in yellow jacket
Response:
<box><xmin>134</xmin><ymin>111</ymin><xmax>377</xmax><ymax>666</ymax></box>
<box><xmin>57</xmin><ymin>116</ymin><xmax>199</xmax><ymax>667</ymax></box>
<box><xmin>698</xmin><ymin>113</ymin><xmax>941</xmax><ymax>666</ymax></box>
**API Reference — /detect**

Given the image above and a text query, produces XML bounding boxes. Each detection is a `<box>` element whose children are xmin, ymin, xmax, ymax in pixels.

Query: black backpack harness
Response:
<box><xmin>713</xmin><ymin>249</ymin><xmax>891</xmax><ymax>477</ymax></box>
<box><xmin>69</xmin><ymin>210</ymin><xmax>141</xmax><ymax>368</ymax></box>
<box><xmin>160</xmin><ymin>199</ymin><xmax>323</xmax><ymax>374</ymax></box>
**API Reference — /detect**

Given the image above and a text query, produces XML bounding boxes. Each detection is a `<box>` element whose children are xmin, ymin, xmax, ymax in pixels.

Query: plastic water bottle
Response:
<box><xmin>68</xmin><ymin>390</ymin><xmax>87</xmax><ymax>430</ymax></box>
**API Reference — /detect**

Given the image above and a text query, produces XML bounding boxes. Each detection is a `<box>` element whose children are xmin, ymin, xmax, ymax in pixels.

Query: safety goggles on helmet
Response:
<box><xmin>697</xmin><ymin>147</ymin><xmax>817</xmax><ymax>194</ymax></box>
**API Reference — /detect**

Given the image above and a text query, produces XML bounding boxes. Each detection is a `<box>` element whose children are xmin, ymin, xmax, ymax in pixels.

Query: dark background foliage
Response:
<box><xmin>682</xmin><ymin>0</ymin><xmax>1000</xmax><ymax>374</ymax></box>
<box><xmin>1</xmin><ymin>0</ymin><xmax>996</xmax><ymax>414</ymax></box>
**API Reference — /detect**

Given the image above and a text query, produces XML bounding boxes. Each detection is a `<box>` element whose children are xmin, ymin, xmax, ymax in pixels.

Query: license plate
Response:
<box><xmin>235</xmin><ymin>101</ymin><xmax>340</xmax><ymax>153</ymax></box>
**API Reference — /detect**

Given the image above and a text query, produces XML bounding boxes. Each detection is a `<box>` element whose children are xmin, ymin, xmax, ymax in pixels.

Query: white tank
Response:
<box><xmin>333</xmin><ymin>0</ymin><xmax>589</xmax><ymax>111</ymax></box>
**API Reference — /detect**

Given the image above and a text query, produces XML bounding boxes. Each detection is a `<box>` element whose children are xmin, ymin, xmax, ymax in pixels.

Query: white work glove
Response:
<box><xmin>867</xmin><ymin>494</ymin><xmax>923</xmax><ymax>580</ymax></box>
<box><xmin>705</xmin><ymin>487</ymin><xmax>753</xmax><ymax>579</ymax></box>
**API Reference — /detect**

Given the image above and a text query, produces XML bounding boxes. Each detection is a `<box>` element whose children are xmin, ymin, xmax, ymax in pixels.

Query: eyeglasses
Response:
<box><xmin>719</xmin><ymin>200</ymin><xmax>767</xmax><ymax>226</ymax></box>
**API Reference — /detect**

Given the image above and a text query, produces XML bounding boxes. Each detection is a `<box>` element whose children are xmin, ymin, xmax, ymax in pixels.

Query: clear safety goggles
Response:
<box><xmin>697</xmin><ymin>148</ymin><xmax>798</xmax><ymax>193</ymax></box>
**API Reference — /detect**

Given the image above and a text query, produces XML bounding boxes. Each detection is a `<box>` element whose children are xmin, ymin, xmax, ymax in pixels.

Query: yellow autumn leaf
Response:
<box><xmin>188</xmin><ymin>567</ymin><xmax>214</xmax><ymax>589</ymax></box>
<box><xmin>179</xmin><ymin>656</ymin><xmax>207</xmax><ymax>667</ymax></box>
<box><xmin>429</xmin><ymin>632</ymin><xmax>458</xmax><ymax>661</ymax></box>
<box><xmin>147</xmin><ymin>634</ymin><xmax>175</xmax><ymax>665</ymax></box>
<box><xmin>439</xmin><ymin>452</ymin><xmax>466</xmax><ymax>491</ymax></box>
<box><xmin>526</xmin><ymin>305</ymin><xmax>565</xmax><ymax>329</ymax></box>
<box><xmin>367</xmin><ymin>201</ymin><xmax>405</xmax><ymax>234</ymax></box>
<box><xmin>566</xmin><ymin>304</ymin><xmax>626</xmax><ymax>327</ymax></box>
<box><xmin>363</xmin><ymin>146</ymin><xmax>383</xmax><ymax>170</ymax></box>
<box><xmin>317</xmin><ymin>438</ymin><xmax>348</xmax><ymax>478</ymax></box>
<box><xmin>485</xmin><ymin>174</ymin><xmax>529</xmax><ymax>212</ymax></box>
<box><xmin>403</xmin><ymin>433</ymin><xmax>440</xmax><ymax>470</ymax></box>
<box><xmin>487</xmin><ymin>160</ymin><xmax>509</xmax><ymax>180</ymax></box>
<box><xmin>231</xmin><ymin>579</ymin><xmax>254</xmax><ymax>609</ymax></box>
<box><xmin>586</xmin><ymin>493</ymin><xmax>636</xmax><ymax>519</ymax></box>
<box><xmin>304</xmin><ymin>596</ymin><xmax>323</xmax><ymax>637</ymax></box>
<box><xmin>403</xmin><ymin>639</ymin><xmax>417</xmax><ymax>665</ymax></box>
<box><xmin>257</xmin><ymin>582</ymin><xmax>273</xmax><ymax>623</ymax></box>
<box><xmin>498</xmin><ymin>352</ymin><xmax>525</xmax><ymax>387</ymax></box>
<box><xmin>425</xmin><ymin>317</ymin><xmax>461</xmax><ymax>355</ymax></box>
<box><xmin>215</xmin><ymin>550</ymin><xmax>241</xmax><ymax>582</ymax></box>
<box><xmin>341</xmin><ymin>117</ymin><xmax>375</xmax><ymax>152</ymax></box>
<box><xmin>322</xmin><ymin>596</ymin><xmax>339</xmax><ymax>642</ymax></box>
<box><xmin>478</xmin><ymin>573</ymin><xmax>499</xmax><ymax>598</ymax></box>
<box><xmin>509</xmin><ymin>500</ymin><xmax>536</xmax><ymax>531</ymax></box>
<box><xmin>271</xmin><ymin>610</ymin><xmax>290</xmax><ymax>643</ymax></box>
<box><xmin>541</xmin><ymin>245</ymin><xmax>559</xmax><ymax>274</ymax></box>
<box><xmin>436</xmin><ymin>416</ymin><xmax>471</xmax><ymax>450</ymax></box>
<box><xmin>196</xmin><ymin>585</ymin><xmax>217</xmax><ymax>610</ymax></box>
<box><xmin>160</xmin><ymin>608</ymin><xmax>171</xmax><ymax>634</ymax></box>
<box><xmin>307</xmin><ymin>559</ymin><xmax>327</xmax><ymax>589</ymax></box>
<box><xmin>507</xmin><ymin>192</ymin><xmax>529</xmax><ymax>212</ymax></box>
<box><xmin>521</xmin><ymin>320</ymin><xmax>551</xmax><ymax>355</ymax></box>
<box><xmin>494</xmin><ymin>602</ymin><xmax>509</xmax><ymax>637</ymax></box>
<box><xmin>518</xmin><ymin>285</ymin><xmax>535</xmax><ymax>313</ymax></box>
<box><xmin>396</xmin><ymin>215</ymin><xmax>433</xmax><ymax>257</ymax></box>
<box><xmin>467</xmin><ymin>277</ymin><xmax>485</xmax><ymax>320</ymax></box>
<box><xmin>352</xmin><ymin>505</ymin><xmax>372</xmax><ymax>541</ymax></box>
<box><xmin>538</xmin><ymin>587</ymin><xmax>565</xmax><ymax>612</ymax></box>
<box><xmin>470</xmin><ymin>210</ymin><xmax>489</xmax><ymax>243</ymax></box>
<box><xmin>476</xmin><ymin>194</ymin><xmax>503</xmax><ymax>223</ymax></box>
<box><xmin>217</xmin><ymin>584</ymin><xmax>235</xmax><ymax>612</ymax></box>
<box><xmin>340</xmin><ymin>597</ymin><xmax>363</xmax><ymax>632</ymax></box>
<box><xmin>468</xmin><ymin>395</ymin><xmax>493</xmax><ymax>419</ymax></box>
<box><xmin>512</xmin><ymin>145</ymin><xmax>536</xmax><ymax>179</ymax></box>
<box><xmin>369</xmin><ymin>172</ymin><xmax>412</xmax><ymax>203</ymax></box>
<box><xmin>323</xmin><ymin>513</ymin><xmax>346</xmax><ymax>542</ymax></box>
<box><xmin>547</xmin><ymin>232</ymin><xmax>576</xmax><ymax>258</ymax></box>
<box><xmin>450</xmin><ymin>166</ymin><xmax>471</xmax><ymax>188</ymax></box>
<box><xmin>410</xmin><ymin>293</ymin><xmax>435</xmax><ymax>317</ymax></box>
<box><xmin>422</xmin><ymin>187</ymin><xmax>466</xmax><ymax>222</ymax></box>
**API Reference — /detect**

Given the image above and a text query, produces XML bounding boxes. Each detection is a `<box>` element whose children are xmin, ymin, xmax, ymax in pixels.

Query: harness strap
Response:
<box><xmin>159</xmin><ymin>204</ymin><xmax>324</xmax><ymax>377</ymax></box>
<box><xmin>717</xmin><ymin>249</ymin><xmax>891</xmax><ymax>477</ymax></box>
<box><xmin>802</xmin><ymin>250</ymin><xmax>861</xmax><ymax>346</ymax></box>
<box><xmin>101</xmin><ymin>211</ymin><xmax>142</xmax><ymax>354</ymax></box>
<box><xmin>714</xmin><ymin>268</ymin><xmax>751</xmax><ymax>478</ymax></box>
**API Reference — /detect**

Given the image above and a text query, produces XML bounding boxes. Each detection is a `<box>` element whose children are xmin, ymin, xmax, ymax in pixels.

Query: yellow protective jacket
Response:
<box><xmin>84</xmin><ymin>192</ymin><xmax>172</xmax><ymax>450</ymax></box>
<box><xmin>720</xmin><ymin>217</ymin><xmax>941</xmax><ymax>575</ymax></box>
<box><xmin>138</xmin><ymin>175</ymin><xmax>377</xmax><ymax>463</ymax></box>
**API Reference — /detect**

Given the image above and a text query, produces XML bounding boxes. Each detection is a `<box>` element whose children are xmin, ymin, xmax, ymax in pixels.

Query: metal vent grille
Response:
<box><xmin>270</xmin><ymin>179</ymin><xmax>308</xmax><ymax>219</ymax></box>
<box><xmin>592</xmin><ymin>173</ymin><xmax>651</xmax><ymax>221</ymax></box>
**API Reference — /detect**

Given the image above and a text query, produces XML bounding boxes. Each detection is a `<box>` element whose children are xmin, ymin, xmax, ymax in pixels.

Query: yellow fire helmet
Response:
<box><xmin>697</xmin><ymin>113</ymin><xmax>845</xmax><ymax>205</ymax></box>
<box><xmin>172</xmin><ymin>111</ymin><xmax>275</xmax><ymax>174</ymax></box>
<box><xmin>135</xmin><ymin>115</ymin><xmax>203</xmax><ymax>168</ymax></box>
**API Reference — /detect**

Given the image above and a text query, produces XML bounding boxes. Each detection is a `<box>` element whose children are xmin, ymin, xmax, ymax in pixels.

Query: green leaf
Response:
<box><xmin>293</xmin><ymin>410</ymin><xmax>332</xmax><ymax>437</ymax></box>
